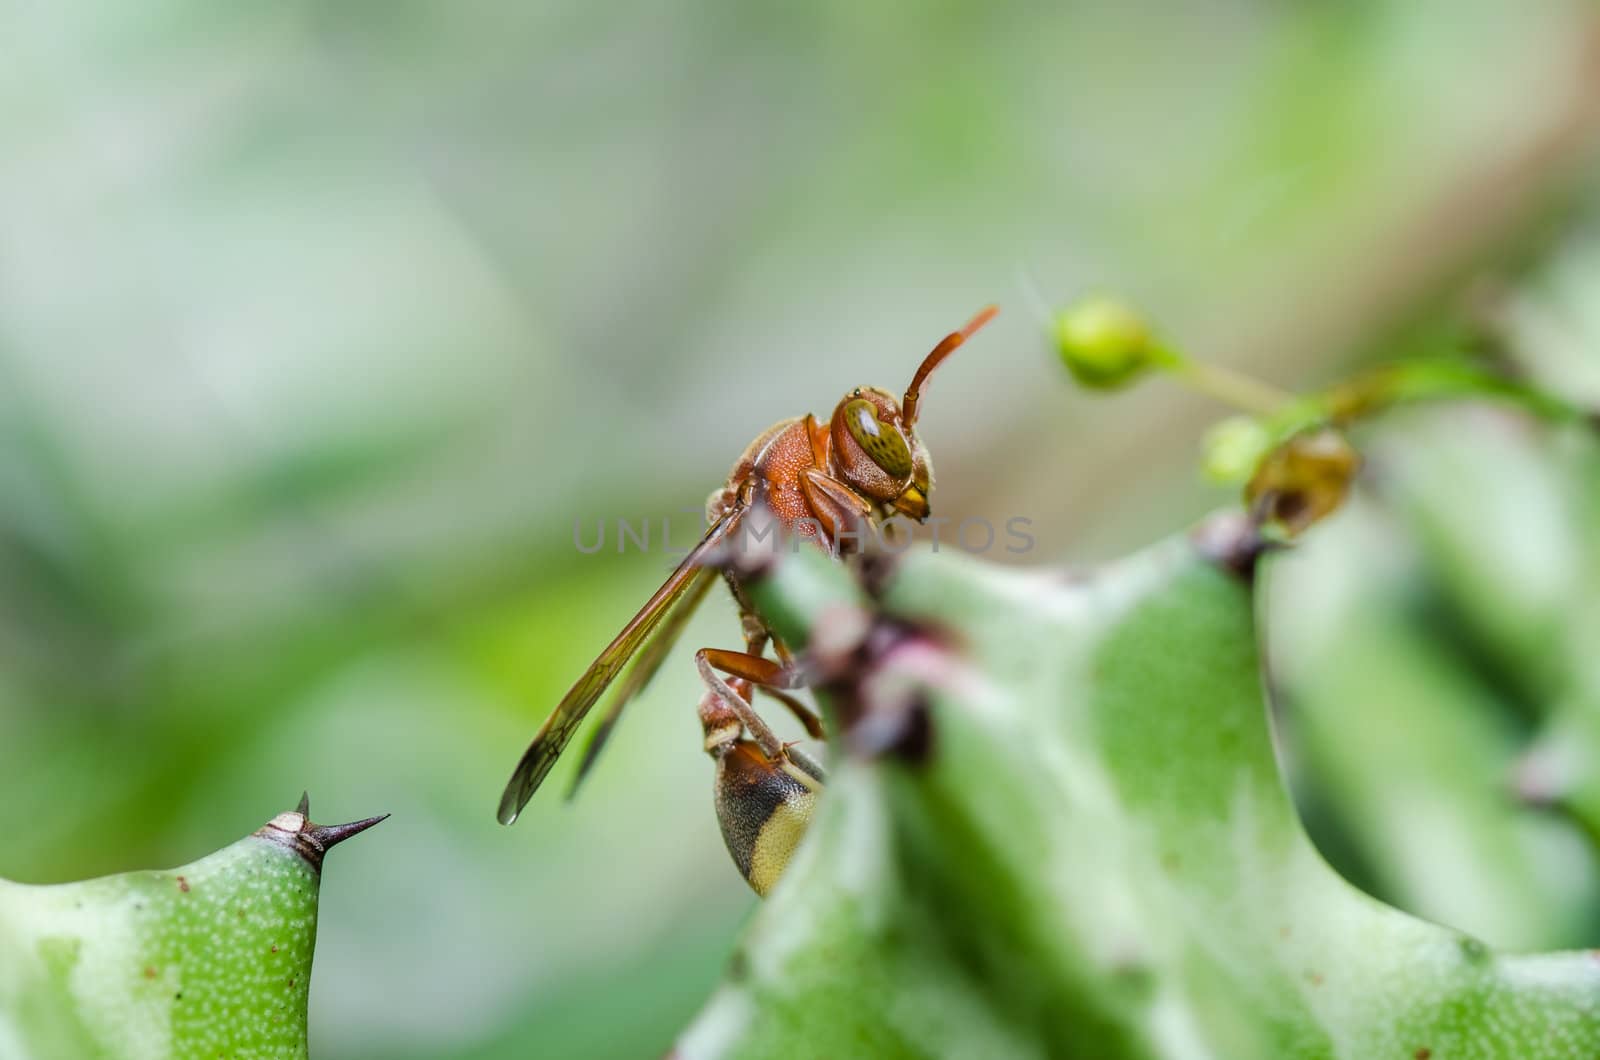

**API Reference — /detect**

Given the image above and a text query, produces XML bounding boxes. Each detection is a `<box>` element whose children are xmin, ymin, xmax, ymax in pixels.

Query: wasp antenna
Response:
<box><xmin>903</xmin><ymin>305</ymin><xmax>998</xmax><ymax>428</ymax></box>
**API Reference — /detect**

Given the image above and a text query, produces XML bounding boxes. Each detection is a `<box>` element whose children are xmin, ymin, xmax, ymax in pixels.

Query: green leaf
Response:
<box><xmin>0</xmin><ymin>797</ymin><xmax>384</xmax><ymax>1059</ymax></box>
<box><xmin>678</xmin><ymin>524</ymin><xmax>1600</xmax><ymax>1059</ymax></box>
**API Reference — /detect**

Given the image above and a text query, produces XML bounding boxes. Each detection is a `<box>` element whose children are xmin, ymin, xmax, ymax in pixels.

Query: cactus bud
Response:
<box><xmin>1051</xmin><ymin>296</ymin><xmax>1162</xmax><ymax>389</ymax></box>
<box><xmin>1201</xmin><ymin>415</ymin><xmax>1273</xmax><ymax>483</ymax></box>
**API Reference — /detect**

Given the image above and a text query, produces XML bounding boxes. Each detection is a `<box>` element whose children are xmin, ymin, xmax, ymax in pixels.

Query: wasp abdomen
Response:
<box><xmin>713</xmin><ymin>741</ymin><xmax>821</xmax><ymax>896</ymax></box>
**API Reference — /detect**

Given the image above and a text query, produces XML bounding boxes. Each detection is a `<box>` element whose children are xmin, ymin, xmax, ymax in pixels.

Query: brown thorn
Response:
<box><xmin>255</xmin><ymin>797</ymin><xmax>389</xmax><ymax>873</ymax></box>
<box><xmin>307</xmin><ymin>814</ymin><xmax>390</xmax><ymax>853</ymax></box>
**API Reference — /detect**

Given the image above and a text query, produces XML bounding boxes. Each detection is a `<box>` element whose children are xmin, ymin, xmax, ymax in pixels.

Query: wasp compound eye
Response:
<box><xmin>843</xmin><ymin>399</ymin><xmax>914</xmax><ymax>478</ymax></box>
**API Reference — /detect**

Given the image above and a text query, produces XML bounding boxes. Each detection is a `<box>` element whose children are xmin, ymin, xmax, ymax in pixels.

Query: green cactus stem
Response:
<box><xmin>677</xmin><ymin>518</ymin><xmax>1600</xmax><ymax>1059</ymax></box>
<box><xmin>0</xmin><ymin>795</ymin><xmax>385</xmax><ymax>1059</ymax></box>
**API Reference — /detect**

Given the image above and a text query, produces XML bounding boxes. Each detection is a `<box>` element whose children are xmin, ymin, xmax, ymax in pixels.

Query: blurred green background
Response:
<box><xmin>5</xmin><ymin>1</ymin><xmax>1600</xmax><ymax>1056</ymax></box>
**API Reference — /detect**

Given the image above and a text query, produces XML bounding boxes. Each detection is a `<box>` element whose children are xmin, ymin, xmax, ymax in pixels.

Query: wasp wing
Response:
<box><xmin>497</xmin><ymin>502</ymin><xmax>745</xmax><ymax>824</ymax></box>
<box><xmin>566</xmin><ymin>565</ymin><xmax>718</xmax><ymax>799</ymax></box>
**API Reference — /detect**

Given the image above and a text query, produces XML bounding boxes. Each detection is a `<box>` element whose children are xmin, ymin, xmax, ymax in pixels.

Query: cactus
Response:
<box><xmin>1268</xmin><ymin>407</ymin><xmax>1600</xmax><ymax>948</ymax></box>
<box><xmin>0</xmin><ymin>796</ymin><xmax>384</xmax><ymax>1059</ymax></box>
<box><xmin>675</xmin><ymin>518</ymin><xmax>1600</xmax><ymax>1059</ymax></box>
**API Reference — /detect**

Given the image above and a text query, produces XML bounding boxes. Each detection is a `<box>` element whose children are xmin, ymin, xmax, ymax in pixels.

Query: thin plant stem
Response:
<box><xmin>1156</xmin><ymin>347</ymin><xmax>1293</xmax><ymax>417</ymax></box>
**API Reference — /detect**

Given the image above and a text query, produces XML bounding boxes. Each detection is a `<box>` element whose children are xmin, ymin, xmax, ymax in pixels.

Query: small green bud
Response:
<box><xmin>1201</xmin><ymin>415</ymin><xmax>1272</xmax><ymax>483</ymax></box>
<box><xmin>1052</xmin><ymin>296</ymin><xmax>1160</xmax><ymax>389</ymax></box>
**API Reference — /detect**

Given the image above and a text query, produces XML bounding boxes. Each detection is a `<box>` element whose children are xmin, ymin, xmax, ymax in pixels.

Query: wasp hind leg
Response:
<box><xmin>694</xmin><ymin>646</ymin><xmax>824</xmax><ymax>777</ymax></box>
<box><xmin>737</xmin><ymin>617</ymin><xmax>826</xmax><ymax>742</ymax></box>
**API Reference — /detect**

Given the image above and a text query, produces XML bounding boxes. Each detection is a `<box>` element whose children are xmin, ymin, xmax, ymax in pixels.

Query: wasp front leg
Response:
<box><xmin>800</xmin><ymin>467</ymin><xmax>877</xmax><ymax>556</ymax></box>
<box><xmin>699</xmin><ymin>688</ymin><xmax>824</xmax><ymax>896</ymax></box>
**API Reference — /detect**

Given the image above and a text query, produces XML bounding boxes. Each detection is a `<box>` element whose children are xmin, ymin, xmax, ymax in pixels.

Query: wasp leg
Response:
<box><xmin>800</xmin><ymin>467</ymin><xmax>875</xmax><ymax>556</ymax></box>
<box><xmin>746</xmin><ymin>624</ymin><xmax>827</xmax><ymax>756</ymax></box>
<box><xmin>735</xmin><ymin>619</ymin><xmax>826</xmax><ymax>740</ymax></box>
<box><xmin>694</xmin><ymin>648</ymin><xmax>789</xmax><ymax>758</ymax></box>
<box><xmin>699</xmin><ymin>646</ymin><xmax>804</xmax><ymax>689</ymax></box>
<box><xmin>739</xmin><ymin>609</ymin><xmax>770</xmax><ymax>653</ymax></box>
<box><xmin>700</xmin><ymin>685</ymin><xmax>746</xmax><ymax>755</ymax></box>
<box><xmin>757</xmin><ymin>686</ymin><xmax>825</xmax><ymax>740</ymax></box>
<box><xmin>695</xmin><ymin>647</ymin><xmax>826</xmax><ymax>782</ymax></box>
<box><xmin>739</xmin><ymin>605</ymin><xmax>796</xmax><ymax>668</ymax></box>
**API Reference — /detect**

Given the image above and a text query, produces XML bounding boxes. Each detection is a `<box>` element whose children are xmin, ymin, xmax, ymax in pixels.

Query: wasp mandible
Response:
<box><xmin>498</xmin><ymin>306</ymin><xmax>999</xmax><ymax>893</ymax></box>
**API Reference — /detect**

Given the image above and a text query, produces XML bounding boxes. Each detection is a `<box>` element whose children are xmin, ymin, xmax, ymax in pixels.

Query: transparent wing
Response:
<box><xmin>565</xmin><ymin>563</ymin><xmax>719</xmax><ymax>799</ymax></box>
<box><xmin>497</xmin><ymin>503</ymin><xmax>744</xmax><ymax>824</ymax></box>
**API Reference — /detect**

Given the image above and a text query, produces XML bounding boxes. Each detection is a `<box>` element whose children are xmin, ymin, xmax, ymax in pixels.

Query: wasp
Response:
<box><xmin>497</xmin><ymin>306</ymin><xmax>999</xmax><ymax>893</ymax></box>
